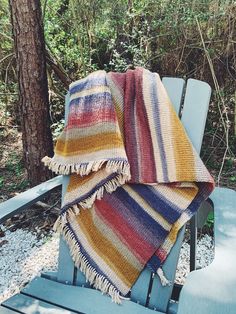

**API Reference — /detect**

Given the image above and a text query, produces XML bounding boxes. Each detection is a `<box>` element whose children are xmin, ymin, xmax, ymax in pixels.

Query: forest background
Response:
<box><xmin>0</xmin><ymin>0</ymin><xmax>235</xmax><ymax>203</ymax></box>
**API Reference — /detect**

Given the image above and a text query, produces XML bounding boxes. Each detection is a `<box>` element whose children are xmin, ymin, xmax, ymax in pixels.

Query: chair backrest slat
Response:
<box><xmin>57</xmin><ymin>175</ymin><xmax>76</xmax><ymax>284</ymax></box>
<box><xmin>162</xmin><ymin>77</ymin><xmax>185</xmax><ymax>116</ymax></box>
<box><xmin>181</xmin><ymin>79</ymin><xmax>211</xmax><ymax>154</ymax></box>
<box><xmin>148</xmin><ymin>227</ymin><xmax>185</xmax><ymax>311</ymax></box>
<box><xmin>130</xmin><ymin>268</ymin><xmax>153</xmax><ymax>306</ymax></box>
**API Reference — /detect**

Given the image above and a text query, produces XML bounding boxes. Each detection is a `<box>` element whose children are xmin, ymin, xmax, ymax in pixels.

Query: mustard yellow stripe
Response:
<box><xmin>76</xmin><ymin>209</ymin><xmax>140</xmax><ymax>287</ymax></box>
<box><xmin>154</xmin><ymin>184</ymin><xmax>198</xmax><ymax>210</ymax></box>
<box><xmin>172</xmin><ymin>186</ymin><xmax>198</xmax><ymax>201</ymax></box>
<box><xmin>168</xmin><ymin>220</ymin><xmax>181</xmax><ymax>243</ymax></box>
<box><xmin>171</xmin><ymin>112</ymin><xmax>196</xmax><ymax>181</ymax></box>
<box><xmin>67</xmin><ymin>171</ymin><xmax>98</xmax><ymax>192</ymax></box>
<box><xmin>114</xmin><ymin>100</ymin><xmax>124</xmax><ymax>136</ymax></box>
<box><xmin>55</xmin><ymin>132</ymin><xmax>123</xmax><ymax>156</ymax></box>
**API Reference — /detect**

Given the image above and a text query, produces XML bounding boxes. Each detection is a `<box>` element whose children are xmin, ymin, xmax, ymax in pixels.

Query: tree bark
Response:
<box><xmin>9</xmin><ymin>0</ymin><xmax>53</xmax><ymax>186</ymax></box>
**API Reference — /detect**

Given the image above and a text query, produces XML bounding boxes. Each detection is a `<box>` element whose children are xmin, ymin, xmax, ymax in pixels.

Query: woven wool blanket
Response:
<box><xmin>43</xmin><ymin>68</ymin><xmax>214</xmax><ymax>303</ymax></box>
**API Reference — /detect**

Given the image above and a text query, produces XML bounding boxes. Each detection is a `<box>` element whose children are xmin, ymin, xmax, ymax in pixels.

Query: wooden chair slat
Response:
<box><xmin>57</xmin><ymin>175</ymin><xmax>76</xmax><ymax>284</ymax></box>
<box><xmin>75</xmin><ymin>268</ymin><xmax>90</xmax><ymax>287</ymax></box>
<box><xmin>162</xmin><ymin>77</ymin><xmax>185</xmax><ymax>115</ymax></box>
<box><xmin>148</xmin><ymin>227</ymin><xmax>185</xmax><ymax>312</ymax></box>
<box><xmin>0</xmin><ymin>176</ymin><xmax>62</xmax><ymax>224</ymax></box>
<box><xmin>130</xmin><ymin>268</ymin><xmax>153</xmax><ymax>306</ymax></box>
<box><xmin>0</xmin><ymin>307</ymin><xmax>19</xmax><ymax>314</ymax></box>
<box><xmin>22</xmin><ymin>277</ymin><xmax>163</xmax><ymax>314</ymax></box>
<box><xmin>181</xmin><ymin>79</ymin><xmax>211</xmax><ymax>154</ymax></box>
<box><xmin>2</xmin><ymin>293</ymin><xmax>75</xmax><ymax>314</ymax></box>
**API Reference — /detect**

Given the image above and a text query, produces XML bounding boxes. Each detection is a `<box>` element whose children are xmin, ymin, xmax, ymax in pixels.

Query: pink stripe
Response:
<box><xmin>155</xmin><ymin>247</ymin><xmax>167</xmax><ymax>263</ymax></box>
<box><xmin>66</xmin><ymin>110</ymin><xmax>117</xmax><ymax>129</ymax></box>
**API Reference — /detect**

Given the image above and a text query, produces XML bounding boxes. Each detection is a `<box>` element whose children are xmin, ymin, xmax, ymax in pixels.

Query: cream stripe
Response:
<box><xmin>106</xmin><ymin>74</ymin><xmax>124</xmax><ymax>113</ymax></box>
<box><xmin>70</xmin><ymin>86</ymin><xmax>110</xmax><ymax>101</ymax></box>
<box><xmin>155</xmin><ymin>75</ymin><xmax>177</xmax><ymax>181</ymax></box>
<box><xmin>159</xmin><ymin>212</ymin><xmax>190</xmax><ymax>254</ymax></box>
<box><xmin>153</xmin><ymin>184</ymin><xmax>197</xmax><ymax>210</ymax></box>
<box><xmin>60</xmin><ymin>122</ymin><xmax>118</xmax><ymax>140</ymax></box>
<box><xmin>123</xmin><ymin>185</ymin><xmax>171</xmax><ymax>231</ymax></box>
<box><xmin>194</xmin><ymin>152</ymin><xmax>213</xmax><ymax>182</ymax></box>
<box><xmin>69</xmin><ymin>70</ymin><xmax>105</xmax><ymax>89</ymax></box>
<box><xmin>142</xmin><ymin>70</ymin><xmax>164</xmax><ymax>181</ymax></box>
<box><xmin>53</xmin><ymin>148</ymin><xmax>128</xmax><ymax>164</ymax></box>
<box><xmin>69</xmin><ymin>217</ymin><xmax>130</xmax><ymax>294</ymax></box>
<box><xmin>63</xmin><ymin>169</ymin><xmax>113</xmax><ymax>205</ymax></box>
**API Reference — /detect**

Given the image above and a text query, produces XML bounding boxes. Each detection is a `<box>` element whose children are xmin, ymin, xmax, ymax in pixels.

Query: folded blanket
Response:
<box><xmin>43</xmin><ymin>67</ymin><xmax>214</xmax><ymax>303</ymax></box>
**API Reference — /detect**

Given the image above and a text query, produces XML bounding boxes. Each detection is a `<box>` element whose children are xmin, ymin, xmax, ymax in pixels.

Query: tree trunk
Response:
<box><xmin>9</xmin><ymin>0</ymin><xmax>53</xmax><ymax>186</ymax></box>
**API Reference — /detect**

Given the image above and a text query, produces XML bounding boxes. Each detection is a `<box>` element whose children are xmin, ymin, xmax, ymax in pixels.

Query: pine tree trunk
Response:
<box><xmin>9</xmin><ymin>0</ymin><xmax>53</xmax><ymax>186</ymax></box>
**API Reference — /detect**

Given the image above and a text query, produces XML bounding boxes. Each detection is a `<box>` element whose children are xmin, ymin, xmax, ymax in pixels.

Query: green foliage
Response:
<box><xmin>205</xmin><ymin>211</ymin><xmax>214</xmax><ymax>228</ymax></box>
<box><xmin>5</xmin><ymin>152</ymin><xmax>23</xmax><ymax>177</ymax></box>
<box><xmin>0</xmin><ymin>176</ymin><xmax>4</xmax><ymax>189</ymax></box>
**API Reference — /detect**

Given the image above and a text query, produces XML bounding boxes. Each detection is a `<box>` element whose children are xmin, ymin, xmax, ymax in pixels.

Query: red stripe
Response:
<box><xmin>66</xmin><ymin>110</ymin><xmax>117</xmax><ymax>129</ymax></box>
<box><xmin>155</xmin><ymin>247</ymin><xmax>167</xmax><ymax>263</ymax></box>
<box><xmin>135</xmin><ymin>68</ymin><xmax>157</xmax><ymax>182</ymax></box>
<box><xmin>95</xmin><ymin>198</ymin><xmax>155</xmax><ymax>263</ymax></box>
<box><xmin>124</xmin><ymin>70</ymin><xmax>140</xmax><ymax>181</ymax></box>
<box><xmin>122</xmin><ymin>69</ymin><xmax>156</xmax><ymax>183</ymax></box>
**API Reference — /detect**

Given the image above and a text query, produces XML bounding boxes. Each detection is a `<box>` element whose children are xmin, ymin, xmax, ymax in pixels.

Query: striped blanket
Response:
<box><xmin>43</xmin><ymin>68</ymin><xmax>214</xmax><ymax>303</ymax></box>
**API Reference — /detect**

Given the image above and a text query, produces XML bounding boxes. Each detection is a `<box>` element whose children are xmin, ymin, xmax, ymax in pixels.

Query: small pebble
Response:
<box><xmin>176</xmin><ymin>234</ymin><xmax>214</xmax><ymax>284</ymax></box>
<box><xmin>0</xmin><ymin>228</ymin><xmax>59</xmax><ymax>303</ymax></box>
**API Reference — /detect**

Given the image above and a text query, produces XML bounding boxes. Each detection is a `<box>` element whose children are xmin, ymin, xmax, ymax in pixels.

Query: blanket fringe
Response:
<box><xmin>42</xmin><ymin>156</ymin><xmax>130</xmax><ymax>178</ymax></box>
<box><xmin>54</xmin><ymin>216</ymin><xmax>123</xmax><ymax>304</ymax></box>
<box><xmin>77</xmin><ymin>173</ymin><xmax>128</xmax><ymax>209</ymax></box>
<box><xmin>157</xmin><ymin>268</ymin><xmax>172</xmax><ymax>286</ymax></box>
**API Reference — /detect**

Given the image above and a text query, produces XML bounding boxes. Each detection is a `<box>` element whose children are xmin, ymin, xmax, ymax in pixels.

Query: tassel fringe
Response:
<box><xmin>42</xmin><ymin>156</ymin><xmax>130</xmax><ymax>178</ymax></box>
<box><xmin>157</xmin><ymin>268</ymin><xmax>172</xmax><ymax>286</ymax></box>
<box><xmin>77</xmin><ymin>173</ymin><xmax>128</xmax><ymax>209</ymax></box>
<box><xmin>54</xmin><ymin>215</ymin><xmax>123</xmax><ymax>304</ymax></box>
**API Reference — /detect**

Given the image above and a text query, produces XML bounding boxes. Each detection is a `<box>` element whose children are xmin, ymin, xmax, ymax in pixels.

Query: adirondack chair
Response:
<box><xmin>0</xmin><ymin>77</ymin><xmax>236</xmax><ymax>314</ymax></box>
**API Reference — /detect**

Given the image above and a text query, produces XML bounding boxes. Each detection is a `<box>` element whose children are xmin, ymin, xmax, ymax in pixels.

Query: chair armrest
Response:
<box><xmin>177</xmin><ymin>187</ymin><xmax>236</xmax><ymax>314</ymax></box>
<box><xmin>0</xmin><ymin>175</ymin><xmax>63</xmax><ymax>224</ymax></box>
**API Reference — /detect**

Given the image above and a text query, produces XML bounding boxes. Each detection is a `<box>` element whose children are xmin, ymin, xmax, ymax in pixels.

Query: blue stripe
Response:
<box><xmin>146</xmin><ymin>184</ymin><xmax>209</xmax><ymax>272</ymax></box>
<box><xmin>70</xmin><ymin>76</ymin><xmax>107</xmax><ymax>95</ymax></box>
<box><xmin>61</xmin><ymin>172</ymin><xmax>118</xmax><ymax>214</ymax></box>
<box><xmin>69</xmin><ymin>92</ymin><xmax>112</xmax><ymax>109</ymax></box>
<box><xmin>149</xmin><ymin>73</ymin><xmax>169</xmax><ymax>182</ymax></box>
<box><xmin>132</xmin><ymin>184</ymin><xmax>181</xmax><ymax>224</ymax></box>
<box><xmin>109</xmin><ymin>187</ymin><xmax>168</xmax><ymax>244</ymax></box>
<box><xmin>146</xmin><ymin>254</ymin><xmax>161</xmax><ymax>272</ymax></box>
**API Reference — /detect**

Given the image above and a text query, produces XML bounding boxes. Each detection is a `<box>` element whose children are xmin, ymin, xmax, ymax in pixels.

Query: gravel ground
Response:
<box><xmin>0</xmin><ymin>228</ymin><xmax>214</xmax><ymax>303</ymax></box>
<box><xmin>0</xmin><ymin>228</ymin><xmax>59</xmax><ymax>303</ymax></box>
<box><xmin>176</xmin><ymin>234</ymin><xmax>214</xmax><ymax>284</ymax></box>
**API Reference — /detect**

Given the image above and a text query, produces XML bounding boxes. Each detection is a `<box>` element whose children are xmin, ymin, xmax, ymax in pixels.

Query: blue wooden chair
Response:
<box><xmin>0</xmin><ymin>77</ymin><xmax>235</xmax><ymax>314</ymax></box>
